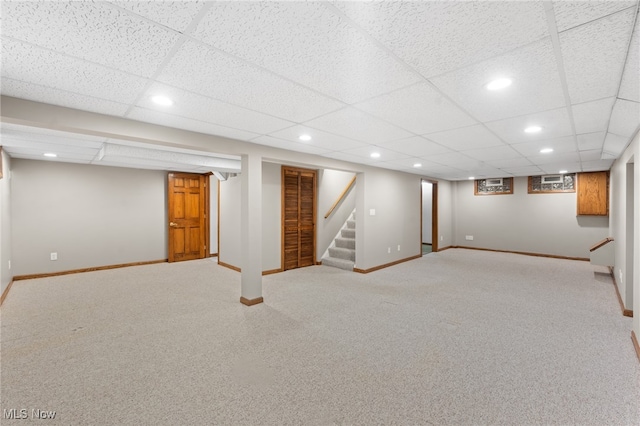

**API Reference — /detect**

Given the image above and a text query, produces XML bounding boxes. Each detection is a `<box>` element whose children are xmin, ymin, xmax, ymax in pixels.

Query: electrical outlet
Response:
<box><xmin>465</xmin><ymin>235</ymin><xmax>474</xmax><ymax>241</ymax></box>
<box><xmin>50</xmin><ymin>252</ymin><xmax>58</xmax><ymax>261</ymax></box>
<box><xmin>397</xmin><ymin>245</ymin><xmax>400</xmax><ymax>251</ymax></box>
<box><xmin>619</xmin><ymin>270</ymin><xmax>623</xmax><ymax>284</ymax></box>
<box><xmin>387</xmin><ymin>247</ymin><xmax>391</xmax><ymax>254</ymax></box>
<box><xmin>8</xmin><ymin>260</ymin><xmax>10</xmax><ymax>270</ymax></box>
<box><xmin>440</xmin><ymin>236</ymin><xmax>443</xmax><ymax>241</ymax></box>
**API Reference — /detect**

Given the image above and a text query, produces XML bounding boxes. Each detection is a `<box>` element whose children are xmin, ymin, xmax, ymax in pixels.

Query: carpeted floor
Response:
<box><xmin>1</xmin><ymin>249</ymin><xmax>638</xmax><ymax>425</ymax></box>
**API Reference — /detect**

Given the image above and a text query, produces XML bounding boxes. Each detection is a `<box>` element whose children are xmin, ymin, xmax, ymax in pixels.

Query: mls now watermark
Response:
<box><xmin>3</xmin><ymin>408</ymin><xmax>57</xmax><ymax>420</ymax></box>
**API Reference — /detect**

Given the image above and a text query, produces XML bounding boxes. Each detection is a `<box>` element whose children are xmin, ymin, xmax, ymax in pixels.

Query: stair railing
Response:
<box><xmin>324</xmin><ymin>176</ymin><xmax>356</xmax><ymax>219</ymax></box>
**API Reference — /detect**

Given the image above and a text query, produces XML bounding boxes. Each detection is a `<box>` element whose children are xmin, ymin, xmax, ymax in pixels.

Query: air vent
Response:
<box><xmin>542</xmin><ymin>175</ymin><xmax>563</xmax><ymax>184</ymax></box>
<box><xmin>485</xmin><ymin>178</ymin><xmax>504</xmax><ymax>187</ymax></box>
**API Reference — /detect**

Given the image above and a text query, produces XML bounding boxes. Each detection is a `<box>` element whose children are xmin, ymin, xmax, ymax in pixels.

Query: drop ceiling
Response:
<box><xmin>1</xmin><ymin>1</ymin><xmax>639</xmax><ymax>180</ymax></box>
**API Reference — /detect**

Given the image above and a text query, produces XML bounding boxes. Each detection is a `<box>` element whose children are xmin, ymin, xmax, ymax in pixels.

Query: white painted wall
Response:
<box><xmin>11</xmin><ymin>159</ymin><xmax>167</xmax><ymax>276</ymax></box>
<box><xmin>421</xmin><ymin>181</ymin><xmax>433</xmax><ymax>244</ymax></box>
<box><xmin>0</xmin><ymin>150</ymin><xmax>12</xmax><ymax>296</ymax></box>
<box><xmin>356</xmin><ymin>169</ymin><xmax>421</xmax><ymax>270</ymax></box>
<box><xmin>453</xmin><ymin>176</ymin><xmax>609</xmax><ymax>258</ymax></box>
<box><xmin>317</xmin><ymin>169</ymin><xmax>356</xmax><ymax>260</ymax></box>
<box><xmin>610</xmin><ymin>132</ymin><xmax>639</xmax><ymax>327</ymax></box>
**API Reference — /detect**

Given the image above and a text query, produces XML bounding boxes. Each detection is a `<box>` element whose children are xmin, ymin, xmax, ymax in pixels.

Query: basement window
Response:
<box><xmin>528</xmin><ymin>173</ymin><xmax>576</xmax><ymax>193</ymax></box>
<box><xmin>474</xmin><ymin>177</ymin><xmax>513</xmax><ymax>195</ymax></box>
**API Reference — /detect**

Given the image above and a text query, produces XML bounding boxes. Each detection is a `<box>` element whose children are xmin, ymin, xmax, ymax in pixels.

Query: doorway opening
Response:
<box><xmin>421</xmin><ymin>180</ymin><xmax>438</xmax><ymax>255</ymax></box>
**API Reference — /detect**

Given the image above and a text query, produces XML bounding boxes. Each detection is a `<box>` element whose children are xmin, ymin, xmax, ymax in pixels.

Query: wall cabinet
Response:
<box><xmin>577</xmin><ymin>171</ymin><xmax>609</xmax><ymax>216</ymax></box>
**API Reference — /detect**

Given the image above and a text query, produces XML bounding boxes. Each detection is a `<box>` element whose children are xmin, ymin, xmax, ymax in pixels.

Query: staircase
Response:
<box><xmin>322</xmin><ymin>211</ymin><xmax>356</xmax><ymax>271</ymax></box>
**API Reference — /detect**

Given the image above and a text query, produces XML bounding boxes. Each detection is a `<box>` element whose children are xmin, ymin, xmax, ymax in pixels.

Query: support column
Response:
<box><xmin>240</xmin><ymin>154</ymin><xmax>263</xmax><ymax>306</ymax></box>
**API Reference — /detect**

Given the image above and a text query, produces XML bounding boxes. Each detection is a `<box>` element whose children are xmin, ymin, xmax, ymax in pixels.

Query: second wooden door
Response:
<box><xmin>282</xmin><ymin>166</ymin><xmax>316</xmax><ymax>270</ymax></box>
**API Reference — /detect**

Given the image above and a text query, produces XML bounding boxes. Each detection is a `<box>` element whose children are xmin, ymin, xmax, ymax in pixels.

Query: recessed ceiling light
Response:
<box><xmin>151</xmin><ymin>95</ymin><xmax>173</xmax><ymax>106</ymax></box>
<box><xmin>485</xmin><ymin>78</ymin><xmax>512</xmax><ymax>91</ymax></box>
<box><xmin>468</xmin><ymin>176</ymin><xmax>475</xmax><ymax>180</ymax></box>
<box><xmin>413</xmin><ymin>163</ymin><xmax>422</xmax><ymax>168</ymax></box>
<box><xmin>559</xmin><ymin>169</ymin><xmax>568</xmax><ymax>174</ymax></box>
<box><xmin>43</xmin><ymin>153</ymin><xmax>57</xmax><ymax>158</ymax></box>
<box><xmin>370</xmin><ymin>152</ymin><xmax>381</xmax><ymax>158</ymax></box>
<box><xmin>540</xmin><ymin>148</ymin><xmax>554</xmax><ymax>154</ymax></box>
<box><xmin>298</xmin><ymin>134</ymin><xmax>312</xmax><ymax>142</ymax></box>
<box><xmin>524</xmin><ymin>125</ymin><xmax>543</xmax><ymax>133</ymax></box>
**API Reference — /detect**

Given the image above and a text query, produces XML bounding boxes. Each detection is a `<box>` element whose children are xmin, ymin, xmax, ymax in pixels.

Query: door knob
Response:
<box><xmin>169</xmin><ymin>222</ymin><xmax>178</xmax><ymax>227</ymax></box>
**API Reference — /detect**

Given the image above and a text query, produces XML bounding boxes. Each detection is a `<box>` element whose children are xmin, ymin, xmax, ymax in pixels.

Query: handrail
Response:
<box><xmin>590</xmin><ymin>237</ymin><xmax>614</xmax><ymax>252</ymax></box>
<box><xmin>324</xmin><ymin>176</ymin><xmax>356</xmax><ymax>219</ymax></box>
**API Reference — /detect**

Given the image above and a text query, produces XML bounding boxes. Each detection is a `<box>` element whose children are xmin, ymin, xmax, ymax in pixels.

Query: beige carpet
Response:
<box><xmin>1</xmin><ymin>249</ymin><xmax>638</xmax><ymax>425</ymax></box>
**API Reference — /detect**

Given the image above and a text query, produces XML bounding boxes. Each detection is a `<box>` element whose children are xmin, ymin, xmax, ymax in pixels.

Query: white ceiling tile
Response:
<box><xmin>560</xmin><ymin>8</ymin><xmax>636</xmax><ymax>104</ymax></box>
<box><xmin>354</xmin><ymin>82</ymin><xmax>477</xmax><ymax>135</ymax></box>
<box><xmin>461</xmin><ymin>145</ymin><xmax>522</xmax><ymax>162</ymax></box>
<box><xmin>511</xmin><ymin>136</ymin><xmax>577</xmax><ymax>156</ymax></box>
<box><xmin>484</xmin><ymin>157</ymin><xmax>533</xmax><ymax>169</ymax></box>
<box><xmin>619</xmin><ymin>19</ymin><xmax>640</xmax><ymax>103</ymax></box>
<box><xmin>577</xmin><ymin>132</ymin><xmax>606</xmax><ymax>151</ymax></box>
<box><xmin>527</xmin><ymin>151</ymin><xmax>581</xmax><ymax>166</ymax></box>
<box><xmin>191</xmin><ymin>2</ymin><xmax>421</xmax><ymax>104</ymax></box>
<box><xmin>581</xmin><ymin>159</ymin><xmax>615</xmax><ymax>171</ymax></box>
<box><xmin>250</xmin><ymin>136</ymin><xmax>330</xmax><ymax>157</ymax></box>
<box><xmin>0</xmin><ymin>78</ymin><xmax>131</xmax><ymax>117</ymax></box>
<box><xmin>136</xmin><ymin>83</ymin><xmax>294</xmax><ymax>135</ymax></box>
<box><xmin>378</xmin><ymin>136</ymin><xmax>453</xmax><ymax>157</ymax></box>
<box><xmin>303</xmin><ymin>107</ymin><xmax>413</xmax><ymax>144</ymax></box>
<box><xmin>381</xmin><ymin>157</ymin><xmax>457</xmax><ymax>173</ymax></box>
<box><xmin>157</xmin><ymin>40</ymin><xmax>345</xmax><ymax>122</ymax></box>
<box><xmin>602</xmin><ymin>132</ymin><xmax>631</xmax><ymax>156</ymax></box>
<box><xmin>2</xmin><ymin>1</ymin><xmax>179</xmax><ymax>78</ymax></box>
<box><xmin>426</xmin><ymin>152</ymin><xmax>484</xmax><ymax>169</ymax></box>
<box><xmin>580</xmin><ymin>149</ymin><xmax>604</xmax><ymax>162</ymax></box>
<box><xmin>608</xmin><ymin>98</ymin><xmax>640</xmax><ymax>137</ymax></box>
<box><xmin>553</xmin><ymin>1</ymin><xmax>637</xmax><ymax>32</ymax></box>
<box><xmin>320</xmin><ymin>150</ymin><xmax>376</xmax><ymax>165</ymax></box>
<box><xmin>268</xmin><ymin>125</ymin><xmax>366</xmax><ymax>152</ymax></box>
<box><xmin>109</xmin><ymin>1</ymin><xmax>206</xmax><ymax>33</ymax></box>
<box><xmin>430</xmin><ymin>38</ymin><xmax>565</xmax><ymax>122</ymax></box>
<box><xmin>539</xmin><ymin>162</ymin><xmax>582</xmax><ymax>174</ymax></box>
<box><xmin>425</xmin><ymin>124</ymin><xmax>505</xmax><ymax>151</ymax></box>
<box><xmin>334</xmin><ymin>1</ymin><xmax>548</xmax><ymax>78</ymax></box>
<box><xmin>2</xmin><ymin>39</ymin><xmax>149</xmax><ymax>105</ymax></box>
<box><xmin>572</xmin><ymin>97</ymin><xmax>616</xmax><ymax>134</ymax></box>
<box><xmin>127</xmin><ymin>107</ymin><xmax>261</xmax><ymax>142</ymax></box>
<box><xmin>333</xmin><ymin>145</ymin><xmax>411</xmax><ymax>163</ymax></box>
<box><xmin>485</xmin><ymin>108</ymin><xmax>573</xmax><ymax>144</ymax></box>
<box><xmin>501</xmin><ymin>165</ymin><xmax>544</xmax><ymax>176</ymax></box>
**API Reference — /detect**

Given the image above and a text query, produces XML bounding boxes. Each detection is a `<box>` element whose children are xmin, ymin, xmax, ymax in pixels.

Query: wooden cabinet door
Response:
<box><xmin>168</xmin><ymin>172</ymin><xmax>206</xmax><ymax>262</ymax></box>
<box><xmin>282</xmin><ymin>166</ymin><xmax>316</xmax><ymax>270</ymax></box>
<box><xmin>577</xmin><ymin>171</ymin><xmax>609</xmax><ymax>216</ymax></box>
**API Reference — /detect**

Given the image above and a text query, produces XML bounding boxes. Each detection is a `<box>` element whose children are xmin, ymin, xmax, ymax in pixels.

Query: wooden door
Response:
<box><xmin>168</xmin><ymin>172</ymin><xmax>206</xmax><ymax>262</ymax></box>
<box><xmin>282</xmin><ymin>166</ymin><xmax>316</xmax><ymax>270</ymax></box>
